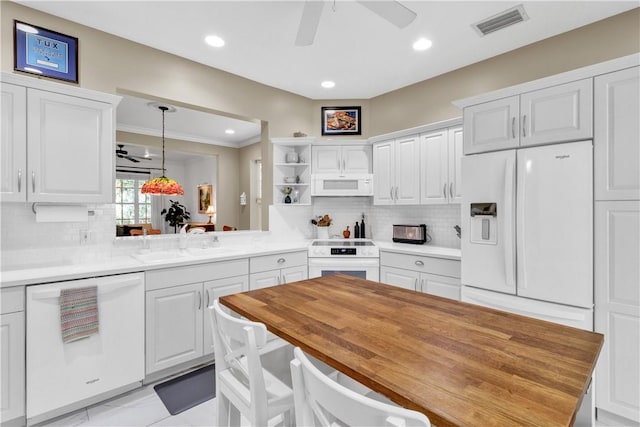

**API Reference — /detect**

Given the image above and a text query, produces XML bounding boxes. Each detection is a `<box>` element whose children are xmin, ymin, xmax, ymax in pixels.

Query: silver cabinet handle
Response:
<box><xmin>32</xmin><ymin>171</ymin><xmax>35</xmax><ymax>193</ymax></box>
<box><xmin>512</xmin><ymin>117</ymin><xmax>516</xmax><ymax>138</ymax></box>
<box><xmin>522</xmin><ymin>115</ymin><xmax>527</xmax><ymax>137</ymax></box>
<box><xmin>449</xmin><ymin>182</ymin><xmax>453</xmax><ymax>198</ymax></box>
<box><xmin>414</xmin><ymin>278</ymin><xmax>418</xmax><ymax>291</ymax></box>
<box><xmin>420</xmin><ymin>279</ymin><xmax>425</xmax><ymax>293</ymax></box>
<box><xmin>197</xmin><ymin>291</ymin><xmax>202</xmax><ymax>310</ymax></box>
<box><xmin>394</xmin><ymin>186</ymin><xmax>399</xmax><ymax>201</ymax></box>
<box><xmin>205</xmin><ymin>289</ymin><xmax>210</xmax><ymax>308</ymax></box>
<box><xmin>415</xmin><ymin>260</ymin><xmax>424</xmax><ymax>266</ymax></box>
<box><xmin>17</xmin><ymin>169</ymin><xmax>22</xmax><ymax>193</ymax></box>
<box><xmin>443</xmin><ymin>184</ymin><xmax>447</xmax><ymax>198</ymax></box>
<box><xmin>277</xmin><ymin>257</ymin><xmax>285</xmax><ymax>264</ymax></box>
<box><xmin>282</xmin><ymin>274</ymin><xmax>286</xmax><ymax>284</ymax></box>
<box><xmin>342</xmin><ymin>159</ymin><xmax>345</xmax><ymax>173</ymax></box>
<box><xmin>390</xmin><ymin>187</ymin><xmax>394</xmax><ymax>200</ymax></box>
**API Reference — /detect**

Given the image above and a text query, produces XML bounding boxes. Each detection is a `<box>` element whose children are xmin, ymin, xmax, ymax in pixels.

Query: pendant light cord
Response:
<box><xmin>160</xmin><ymin>105</ymin><xmax>168</xmax><ymax>176</ymax></box>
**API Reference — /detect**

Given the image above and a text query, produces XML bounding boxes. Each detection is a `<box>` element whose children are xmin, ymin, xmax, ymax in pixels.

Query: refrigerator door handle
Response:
<box><xmin>504</xmin><ymin>156</ymin><xmax>516</xmax><ymax>288</ymax></box>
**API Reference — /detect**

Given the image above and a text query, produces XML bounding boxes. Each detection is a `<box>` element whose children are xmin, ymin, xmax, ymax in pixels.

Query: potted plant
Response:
<box><xmin>161</xmin><ymin>200</ymin><xmax>191</xmax><ymax>233</ymax></box>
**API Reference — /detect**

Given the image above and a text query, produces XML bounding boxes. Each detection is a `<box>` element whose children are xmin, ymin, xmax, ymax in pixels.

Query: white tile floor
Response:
<box><xmin>39</xmin><ymin>384</ymin><xmax>218</xmax><ymax>427</ymax></box>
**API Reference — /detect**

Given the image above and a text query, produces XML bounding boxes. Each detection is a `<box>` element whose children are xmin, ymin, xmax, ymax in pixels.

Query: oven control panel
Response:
<box><xmin>309</xmin><ymin>240</ymin><xmax>379</xmax><ymax>258</ymax></box>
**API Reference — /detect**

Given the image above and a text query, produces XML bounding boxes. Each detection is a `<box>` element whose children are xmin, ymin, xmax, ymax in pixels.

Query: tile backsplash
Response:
<box><xmin>270</xmin><ymin>198</ymin><xmax>461</xmax><ymax>248</ymax></box>
<box><xmin>1</xmin><ymin>198</ymin><xmax>461</xmax><ymax>271</ymax></box>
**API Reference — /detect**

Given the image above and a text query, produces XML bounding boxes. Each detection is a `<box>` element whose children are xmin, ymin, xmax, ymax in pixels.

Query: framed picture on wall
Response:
<box><xmin>14</xmin><ymin>20</ymin><xmax>79</xmax><ymax>83</ymax></box>
<box><xmin>321</xmin><ymin>106</ymin><xmax>361</xmax><ymax>136</ymax></box>
<box><xmin>198</xmin><ymin>184</ymin><xmax>213</xmax><ymax>213</ymax></box>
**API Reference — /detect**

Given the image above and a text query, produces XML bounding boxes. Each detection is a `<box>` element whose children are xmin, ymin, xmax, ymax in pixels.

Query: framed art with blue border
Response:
<box><xmin>321</xmin><ymin>106</ymin><xmax>361</xmax><ymax>136</ymax></box>
<box><xmin>14</xmin><ymin>20</ymin><xmax>79</xmax><ymax>83</ymax></box>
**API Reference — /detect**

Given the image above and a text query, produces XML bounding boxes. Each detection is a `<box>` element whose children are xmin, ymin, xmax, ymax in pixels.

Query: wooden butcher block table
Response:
<box><xmin>220</xmin><ymin>274</ymin><xmax>603</xmax><ymax>427</ymax></box>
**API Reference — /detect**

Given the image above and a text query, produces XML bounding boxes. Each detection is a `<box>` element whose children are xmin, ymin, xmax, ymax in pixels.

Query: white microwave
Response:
<box><xmin>311</xmin><ymin>174</ymin><xmax>374</xmax><ymax>196</ymax></box>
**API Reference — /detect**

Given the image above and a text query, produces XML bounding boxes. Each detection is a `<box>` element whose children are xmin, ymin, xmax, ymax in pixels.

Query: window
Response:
<box><xmin>115</xmin><ymin>178</ymin><xmax>151</xmax><ymax>225</ymax></box>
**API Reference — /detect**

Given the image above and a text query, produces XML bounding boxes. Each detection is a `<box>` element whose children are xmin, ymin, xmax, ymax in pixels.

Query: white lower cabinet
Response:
<box><xmin>249</xmin><ymin>251</ymin><xmax>308</xmax><ymax>290</ymax></box>
<box><xmin>595</xmin><ymin>200</ymin><xmax>640</xmax><ymax>424</ymax></box>
<box><xmin>145</xmin><ymin>259</ymin><xmax>248</xmax><ymax>375</ymax></box>
<box><xmin>1</xmin><ymin>287</ymin><xmax>25</xmax><ymax>426</ymax></box>
<box><xmin>380</xmin><ymin>251</ymin><xmax>461</xmax><ymax>300</ymax></box>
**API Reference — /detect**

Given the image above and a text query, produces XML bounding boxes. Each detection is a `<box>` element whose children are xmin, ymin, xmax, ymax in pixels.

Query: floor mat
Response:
<box><xmin>154</xmin><ymin>364</ymin><xmax>216</xmax><ymax>415</ymax></box>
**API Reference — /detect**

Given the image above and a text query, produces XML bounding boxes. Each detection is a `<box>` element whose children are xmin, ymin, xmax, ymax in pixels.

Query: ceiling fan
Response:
<box><xmin>116</xmin><ymin>144</ymin><xmax>152</xmax><ymax>163</ymax></box>
<box><xmin>295</xmin><ymin>0</ymin><xmax>417</xmax><ymax>46</ymax></box>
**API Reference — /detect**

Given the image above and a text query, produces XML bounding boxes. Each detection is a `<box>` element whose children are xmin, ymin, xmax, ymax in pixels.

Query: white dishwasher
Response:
<box><xmin>26</xmin><ymin>272</ymin><xmax>145</xmax><ymax>424</ymax></box>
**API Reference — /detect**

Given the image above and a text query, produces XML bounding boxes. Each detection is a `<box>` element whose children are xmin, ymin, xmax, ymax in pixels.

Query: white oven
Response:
<box><xmin>308</xmin><ymin>239</ymin><xmax>379</xmax><ymax>281</ymax></box>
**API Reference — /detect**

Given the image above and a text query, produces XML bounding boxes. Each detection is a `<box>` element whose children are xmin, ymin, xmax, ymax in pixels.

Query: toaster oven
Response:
<box><xmin>392</xmin><ymin>224</ymin><xmax>429</xmax><ymax>244</ymax></box>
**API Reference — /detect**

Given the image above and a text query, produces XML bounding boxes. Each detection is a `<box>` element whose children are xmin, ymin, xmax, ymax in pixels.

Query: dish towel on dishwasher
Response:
<box><xmin>59</xmin><ymin>286</ymin><xmax>99</xmax><ymax>343</ymax></box>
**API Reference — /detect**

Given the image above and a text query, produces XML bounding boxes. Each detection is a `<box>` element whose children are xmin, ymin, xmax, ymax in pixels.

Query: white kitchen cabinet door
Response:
<box><xmin>394</xmin><ymin>136</ymin><xmax>420</xmax><ymax>205</ymax></box>
<box><xmin>448</xmin><ymin>127</ymin><xmax>464</xmax><ymax>203</ymax></box>
<box><xmin>595</xmin><ymin>201</ymin><xmax>640</xmax><ymax>424</ymax></box>
<box><xmin>380</xmin><ymin>266</ymin><xmax>418</xmax><ymax>291</ymax></box>
<box><xmin>373</xmin><ymin>140</ymin><xmax>395</xmax><ymax>205</ymax></box>
<box><xmin>594</xmin><ymin>66</ymin><xmax>640</xmax><ymax>201</ymax></box>
<box><xmin>312</xmin><ymin>145</ymin><xmax>342</xmax><ymax>174</ymax></box>
<box><xmin>1</xmin><ymin>311</ymin><xmax>25</xmax><ymax>424</ymax></box>
<box><xmin>145</xmin><ymin>283</ymin><xmax>203</xmax><ymax>374</ymax></box>
<box><xmin>27</xmin><ymin>89</ymin><xmax>113</xmax><ymax>203</ymax></box>
<box><xmin>463</xmin><ymin>96</ymin><xmax>519</xmax><ymax>154</ymax></box>
<box><xmin>0</xmin><ymin>83</ymin><xmax>27</xmax><ymax>202</ymax></box>
<box><xmin>420</xmin><ymin>129</ymin><xmax>448</xmax><ymax>204</ymax></box>
<box><xmin>520</xmin><ymin>79</ymin><xmax>593</xmax><ymax>148</ymax></box>
<box><xmin>341</xmin><ymin>145</ymin><xmax>371</xmax><ymax>174</ymax></box>
<box><xmin>420</xmin><ymin>273</ymin><xmax>461</xmax><ymax>301</ymax></box>
<box><xmin>250</xmin><ymin>270</ymin><xmax>282</xmax><ymax>290</ymax></box>
<box><xmin>203</xmin><ymin>275</ymin><xmax>249</xmax><ymax>355</ymax></box>
<box><xmin>281</xmin><ymin>265</ymin><xmax>307</xmax><ymax>284</ymax></box>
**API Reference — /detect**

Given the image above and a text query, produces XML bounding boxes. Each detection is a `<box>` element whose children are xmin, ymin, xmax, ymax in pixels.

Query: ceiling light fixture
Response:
<box><xmin>412</xmin><ymin>38</ymin><xmax>433</xmax><ymax>51</ymax></box>
<box><xmin>225</xmin><ymin>129</ymin><xmax>235</xmax><ymax>134</ymax></box>
<box><xmin>205</xmin><ymin>35</ymin><xmax>225</xmax><ymax>47</ymax></box>
<box><xmin>321</xmin><ymin>81</ymin><xmax>335</xmax><ymax>88</ymax></box>
<box><xmin>141</xmin><ymin>105</ymin><xmax>185</xmax><ymax>196</ymax></box>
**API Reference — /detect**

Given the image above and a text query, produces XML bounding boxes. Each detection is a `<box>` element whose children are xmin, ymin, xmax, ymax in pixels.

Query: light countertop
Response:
<box><xmin>375</xmin><ymin>241</ymin><xmax>461</xmax><ymax>260</ymax></box>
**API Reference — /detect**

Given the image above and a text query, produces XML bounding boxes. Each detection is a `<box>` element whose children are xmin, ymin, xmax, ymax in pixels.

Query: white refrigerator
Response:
<box><xmin>460</xmin><ymin>140</ymin><xmax>594</xmax><ymax>330</ymax></box>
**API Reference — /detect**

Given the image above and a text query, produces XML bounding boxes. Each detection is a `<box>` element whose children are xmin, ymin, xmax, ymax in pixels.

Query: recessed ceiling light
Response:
<box><xmin>205</xmin><ymin>35</ymin><xmax>225</xmax><ymax>47</ymax></box>
<box><xmin>412</xmin><ymin>38</ymin><xmax>433</xmax><ymax>51</ymax></box>
<box><xmin>225</xmin><ymin>129</ymin><xmax>235</xmax><ymax>134</ymax></box>
<box><xmin>321</xmin><ymin>81</ymin><xmax>335</xmax><ymax>89</ymax></box>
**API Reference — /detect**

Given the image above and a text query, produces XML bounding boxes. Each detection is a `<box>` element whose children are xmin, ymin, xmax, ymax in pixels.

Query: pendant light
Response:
<box><xmin>141</xmin><ymin>104</ymin><xmax>184</xmax><ymax>196</ymax></box>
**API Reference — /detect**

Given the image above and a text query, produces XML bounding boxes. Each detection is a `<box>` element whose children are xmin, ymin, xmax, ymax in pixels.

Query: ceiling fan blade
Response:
<box><xmin>126</xmin><ymin>156</ymin><xmax>140</xmax><ymax>163</ymax></box>
<box><xmin>295</xmin><ymin>0</ymin><xmax>325</xmax><ymax>46</ymax></box>
<box><xmin>357</xmin><ymin>1</ymin><xmax>417</xmax><ymax>28</ymax></box>
<box><xmin>130</xmin><ymin>155</ymin><xmax>153</xmax><ymax>161</ymax></box>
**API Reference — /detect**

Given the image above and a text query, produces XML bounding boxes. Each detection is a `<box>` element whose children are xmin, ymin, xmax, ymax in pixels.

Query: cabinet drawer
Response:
<box><xmin>146</xmin><ymin>258</ymin><xmax>248</xmax><ymax>291</ymax></box>
<box><xmin>380</xmin><ymin>252</ymin><xmax>460</xmax><ymax>278</ymax></box>
<box><xmin>1</xmin><ymin>287</ymin><xmax>24</xmax><ymax>314</ymax></box>
<box><xmin>250</xmin><ymin>251</ymin><xmax>307</xmax><ymax>274</ymax></box>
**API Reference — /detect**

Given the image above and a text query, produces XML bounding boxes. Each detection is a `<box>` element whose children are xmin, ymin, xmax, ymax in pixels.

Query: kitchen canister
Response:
<box><xmin>317</xmin><ymin>226</ymin><xmax>329</xmax><ymax>240</ymax></box>
<box><xmin>285</xmin><ymin>152</ymin><xmax>299</xmax><ymax>163</ymax></box>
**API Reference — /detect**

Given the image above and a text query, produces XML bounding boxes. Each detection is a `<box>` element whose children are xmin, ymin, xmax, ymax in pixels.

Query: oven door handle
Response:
<box><xmin>308</xmin><ymin>258</ymin><xmax>379</xmax><ymax>267</ymax></box>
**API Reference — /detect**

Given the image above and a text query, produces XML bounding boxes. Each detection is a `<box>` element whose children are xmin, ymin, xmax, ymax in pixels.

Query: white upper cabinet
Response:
<box><xmin>463</xmin><ymin>96</ymin><xmax>519</xmax><ymax>154</ymax></box>
<box><xmin>1</xmin><ymin>73</ymin><xmax>119</xmax><ymax>204</ymax></box>
<box><xmin>594</xmin><ymin>66</ymin><xmax>640</xmax><ymax>201</ymax></box>
<box><xmin>312</xmin><ymin>144</ymin><xmax>371</xmax><ymax>175</ymax></box>
<box><xmin>464</xmin><ymin>79</ymin><xmax>593</xmax><ymax>154</ymax></box>
<box><xmin>1</xmin><ymin>83</ymin><xmax>27</xmax><ymax>202</ymax></box>
<box><xmin>420</xmin><ymin>127</ymin><xmax>463</xmax><ymax>204</ymax></box>
<box><xmin>373</xmin><ymin>136</ymin><xmax>420</xmax><ymax>205</ymax></box>
<box><xmin>27</xmin><ymin>89</ymin><xmax>114</xmax><ymax>203</ymax></box>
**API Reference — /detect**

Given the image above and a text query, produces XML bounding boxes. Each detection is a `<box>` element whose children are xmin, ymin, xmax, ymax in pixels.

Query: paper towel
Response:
<box><xmin>35</xmin><ymin>205</ymin><xmax>88</xmax><ymax>223</ymax></box>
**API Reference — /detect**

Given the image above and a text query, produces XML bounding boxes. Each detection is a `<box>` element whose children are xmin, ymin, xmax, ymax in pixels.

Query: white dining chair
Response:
<box><xmin>290</xmin><ymin>347</ymin><xmax>431</xmax><ymax>427</ymax></box>
<box><xmin>209</xmin><ymin>300</ymin><xmax>295</xmax><ymax>427</ymax></box>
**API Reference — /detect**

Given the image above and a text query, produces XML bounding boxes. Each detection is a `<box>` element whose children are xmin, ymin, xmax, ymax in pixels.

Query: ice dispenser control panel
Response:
<box><xmin>470</xmin><ymin>203</ymin><xmax>497</xmax><ymax>245</ymax></box>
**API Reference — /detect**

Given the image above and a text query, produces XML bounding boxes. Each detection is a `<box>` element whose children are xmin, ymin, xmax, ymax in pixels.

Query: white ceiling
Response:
<box><xmin>15</xmin><ymin>1</ymin><xmax>637</xmax><ymax>100</ymax></box>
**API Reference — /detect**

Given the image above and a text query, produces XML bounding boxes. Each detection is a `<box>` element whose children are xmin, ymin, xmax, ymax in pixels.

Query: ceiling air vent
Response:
<box><xmin>473</xmin><ymin>5</ymin><xmax>529</xmax><ymax>37</ymax></box>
